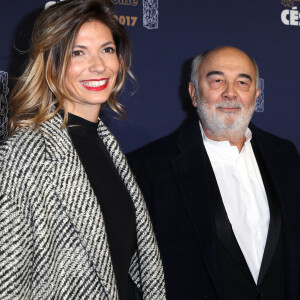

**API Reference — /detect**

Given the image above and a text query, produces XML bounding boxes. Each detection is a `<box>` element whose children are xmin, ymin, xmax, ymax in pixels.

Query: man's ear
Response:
<box><xmin>255</xmin><ymin>88</ymin><xmax>260</xmax><ymax>100</ymax></box>
<box><xmin>189</xmin><ymin>82</ymin><xmax>197</xmax><ymax>107</ymax></box>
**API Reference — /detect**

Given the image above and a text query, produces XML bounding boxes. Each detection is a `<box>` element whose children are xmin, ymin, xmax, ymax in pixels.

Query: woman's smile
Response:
<box><xmin>80</xmin><ymin>78</ymin><xmax>109</xmax><ymax>90</ymax></box>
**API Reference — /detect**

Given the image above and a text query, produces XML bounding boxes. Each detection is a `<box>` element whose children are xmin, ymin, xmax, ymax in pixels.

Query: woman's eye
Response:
<box><xmin>103</xmin><ymin>47</ymin><xmax>116</xmax><ymax>53</ymax></box>
<box><xmin>72</xmin><ymin>50</ymin><xmax>83</xmax><ymax>56</ymax></box>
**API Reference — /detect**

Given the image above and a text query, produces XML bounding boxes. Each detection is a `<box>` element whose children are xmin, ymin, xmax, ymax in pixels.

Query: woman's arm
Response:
<box><xmin>0</xmin><ymin>193</ymin><xmax>32</xmax><ymax>299</ymax></box>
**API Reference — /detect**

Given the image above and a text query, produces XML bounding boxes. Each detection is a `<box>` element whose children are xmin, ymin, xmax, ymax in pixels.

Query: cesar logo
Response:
<box><xmin>143</xmin><ymin>0</ymin><xmax>158</xmax><ymax>29</ymax></box>
<box><xmin>281</xmin><ymin>0</ymin><xmax>300</xmax><ymax>26</ymax></box>
<box><xmin>281</xmin><ymin>6</ymin><xmax>300</xmax><ymax>25</ymax></box>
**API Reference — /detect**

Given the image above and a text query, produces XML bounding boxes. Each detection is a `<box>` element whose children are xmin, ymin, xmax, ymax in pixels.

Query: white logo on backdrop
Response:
<box><xmin>281</xmin><ymin>6</ymin><xmax>300</xmax><ymax>25</ymax></box>
<box><xmin>281</xmin><ymin>0</ymin><xmax>300</xmax><ymax>26</ymax></box>
<box><xmin>0</xmin><ymin>71</ymin><xmax>9</xmax><ymax>139</ymax></box>
<box><xmin>143</xmin><ymin>0</ymin><xmax>158</xmax><ymax>29</ymax></box>
<box><xmin>255</xmin><ymin>78</ymin><xmax>264</xmax><ymax>113</ymax></box>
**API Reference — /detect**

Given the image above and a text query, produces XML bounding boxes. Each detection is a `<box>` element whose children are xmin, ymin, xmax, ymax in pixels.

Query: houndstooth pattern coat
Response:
<box><xmin>0</xmin><ymin>114</ymin><xmax>166</xmax><ymax>300</ymax></box>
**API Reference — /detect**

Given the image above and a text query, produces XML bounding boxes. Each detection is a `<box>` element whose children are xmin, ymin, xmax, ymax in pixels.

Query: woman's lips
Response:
<box><xmin>80</xmin><ymin>78</ymin><xmax>109</xmax><ymax>91</ymax></box>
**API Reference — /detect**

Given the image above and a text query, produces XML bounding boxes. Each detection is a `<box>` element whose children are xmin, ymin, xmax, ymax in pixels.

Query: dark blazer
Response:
<box><xmin>127</xmin><ymin>116</ymin><xmax>300</xmax><ymax>300</ymax></box>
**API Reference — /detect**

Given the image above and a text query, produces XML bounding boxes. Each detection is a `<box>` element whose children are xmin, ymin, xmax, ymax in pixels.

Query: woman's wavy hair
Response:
<box><xmin>9</xmin><ymin>0</ymin><xmax>133</xmax><ymax>135</ymax></box>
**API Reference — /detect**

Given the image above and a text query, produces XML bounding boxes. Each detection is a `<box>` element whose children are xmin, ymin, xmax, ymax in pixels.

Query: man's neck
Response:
<box><xmin>201</xmin><ymin>126</ymin><xmax>247</xmax><ymax>152</ymax></box>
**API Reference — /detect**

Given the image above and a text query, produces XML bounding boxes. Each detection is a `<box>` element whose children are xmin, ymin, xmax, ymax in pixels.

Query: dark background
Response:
<box><xmin>1</xmin><ymin>0</ymin><xmax>299</xmax><ymax>153</ymax></box>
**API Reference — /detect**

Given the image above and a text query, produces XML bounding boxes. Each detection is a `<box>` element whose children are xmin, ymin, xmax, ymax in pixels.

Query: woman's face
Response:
<box><xmin>64</xmin><ymin>20</ymin><xmax>120</xmax><ymax>121</ymax></box>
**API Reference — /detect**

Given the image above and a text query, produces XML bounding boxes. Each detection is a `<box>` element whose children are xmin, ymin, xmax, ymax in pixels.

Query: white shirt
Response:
<box><xmin>199</xmin><ymin>122</ymin><xmax>270</xmax><ymax>283</ymax></box>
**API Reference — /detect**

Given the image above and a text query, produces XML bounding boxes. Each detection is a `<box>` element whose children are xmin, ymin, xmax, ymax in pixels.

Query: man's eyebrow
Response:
<box><xmin>238</xmin><ymin>73</ymin><xmax>253</xmax><ymax>82</ymax></box>
<box><xmin>206</xmin><ymin>71</ymin><xmax>224</xmax><ymax>78</ymax></box>
<box><xmin>206</xmin><ymin>71</ymin><xmax>253</xmax><ymax>83</ymax></box>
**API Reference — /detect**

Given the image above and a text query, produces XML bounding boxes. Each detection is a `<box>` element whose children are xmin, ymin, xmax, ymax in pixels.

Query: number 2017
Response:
<box><xmin>113</xmin><ymin>15</ymin><xmax>138</xmax><ymax>26</ymax></box>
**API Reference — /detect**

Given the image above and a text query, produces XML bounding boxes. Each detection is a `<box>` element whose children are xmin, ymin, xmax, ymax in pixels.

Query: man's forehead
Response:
<box><xmin>198</xmin><ymin>47</ymin><xmax>256</xmax><ymax>76</ymax></box>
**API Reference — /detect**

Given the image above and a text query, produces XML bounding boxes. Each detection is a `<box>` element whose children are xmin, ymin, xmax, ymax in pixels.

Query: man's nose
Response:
<box><xmin>223</xmin><ymin>82</ymin><xmax>237</xmax><ymax>100</ymax></box>
<box><xmin>89</xmin><ymin>55</ymin><xmax>106</xmax><ymax>74</ymax></box>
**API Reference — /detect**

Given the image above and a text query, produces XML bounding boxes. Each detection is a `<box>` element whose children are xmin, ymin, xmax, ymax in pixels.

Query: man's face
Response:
<box><xmin>189</xmin><ymin>47</ymin><xmax>260</xmax><ymax>140</ymax></box>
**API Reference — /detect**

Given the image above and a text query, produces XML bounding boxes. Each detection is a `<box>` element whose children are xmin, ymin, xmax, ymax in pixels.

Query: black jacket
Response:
<box><xmin>127</xmin><ymin>116</ymin><xmax>300</xmax><ymax>300</ymax></box>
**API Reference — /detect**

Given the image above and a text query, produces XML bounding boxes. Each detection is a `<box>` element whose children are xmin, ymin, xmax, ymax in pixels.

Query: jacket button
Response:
<box><xmin>256</xmin><ymin>292</ymin><xmax>263</xmax><ymax>299</ymax></box>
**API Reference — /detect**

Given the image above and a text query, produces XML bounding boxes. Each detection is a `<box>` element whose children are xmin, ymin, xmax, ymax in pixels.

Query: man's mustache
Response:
<box><xmin>215</xmin><ymin>100</ymin><xmax>243</xmax><ymax>109</ymax></box>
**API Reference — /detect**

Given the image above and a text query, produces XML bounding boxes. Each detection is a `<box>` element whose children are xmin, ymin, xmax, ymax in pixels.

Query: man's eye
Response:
<box><xmin>237</xmin><ymin>81</ymin><xmax>250</xmax><ymax>88</ymax></box>
<box><xmin>211</xmin><ymin>79</ymin><xmax>223</xmax><ymax>84</ymax></box>
<box><xmin>72</xmin><ymin>50</ymin><xmax>83</xmax><ymax>56</ymax></box>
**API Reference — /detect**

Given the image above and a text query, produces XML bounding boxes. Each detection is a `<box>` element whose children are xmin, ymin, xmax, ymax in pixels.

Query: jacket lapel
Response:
<box><xmin>171</xmin><ymin>117</ymin><xmax>222</xmax><ymax>296</ymax></box>
<box><xmin>251</xmin><ymin>139</ymin><xmax>282</xmax><ymax>286</ymax></box>
<box><xmin>251</xmin><ymin>125</ymin><xmax>299</xmax><ymax>298</ymax></box>
<box><xmin>211</xmin><ymin>166</ymin><xmax>256</xmax><ymax>284</ymax></box>
<box><xmin>97</xmin><ymin>119</ymin><xmax>166</xmax><ymax>299</ymax></box>
<box><xmin>40</xmin><ymin>115</ymin><xmax>118</xmax><ymax>300</ymax></box>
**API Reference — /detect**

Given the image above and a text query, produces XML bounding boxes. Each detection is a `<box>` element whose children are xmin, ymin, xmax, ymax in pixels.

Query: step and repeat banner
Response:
<box><xmin>1</xmin><ymin>0</ymin><xmax>299</xmax><ymax>152</ymax></box>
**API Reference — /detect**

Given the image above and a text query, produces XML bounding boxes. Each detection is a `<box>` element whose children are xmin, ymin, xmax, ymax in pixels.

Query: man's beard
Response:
<box><xmin>195</xmin><ymin>88</ymin><xmax>255</xmax><ymax>142</ymax></box>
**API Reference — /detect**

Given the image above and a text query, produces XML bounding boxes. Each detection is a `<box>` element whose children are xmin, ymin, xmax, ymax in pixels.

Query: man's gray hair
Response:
<box><xmin>190</xmin><ymin>47</ymin><xmax>260</xmax><ymax>89</ymax></box>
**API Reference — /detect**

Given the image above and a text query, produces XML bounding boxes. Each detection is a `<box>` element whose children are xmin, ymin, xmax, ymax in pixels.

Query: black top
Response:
<box><xmin>67</xmin><ymin>113</ymin><xmax>136</xmax><ymax>300</ymax></box>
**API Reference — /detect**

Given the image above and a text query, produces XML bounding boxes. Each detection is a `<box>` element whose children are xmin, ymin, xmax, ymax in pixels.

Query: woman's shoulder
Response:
<box><xmin>0</xmin><ymin>127</ymin><xmax>45</xmax><ymax>172</ymax></box>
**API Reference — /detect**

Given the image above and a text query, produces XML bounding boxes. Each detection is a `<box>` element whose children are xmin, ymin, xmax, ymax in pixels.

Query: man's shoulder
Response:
<box><xmin>250</xmin><ymin>123</ymin><xmax>299</xmax><ymax>157</ymax></box>
<box><xmin>127</xmin><ymin>129</ymin><xmax>179</xmax><ymax>168</ymax></box>
<box><xmin>128</xmin><ymin>116</ymin><xmax>200</xmax><ymax>160</ymax></box>
<box><xmin>127</xmin><ymin>117</ymin><xmax>203</xmax><ymax>177</ymax></box>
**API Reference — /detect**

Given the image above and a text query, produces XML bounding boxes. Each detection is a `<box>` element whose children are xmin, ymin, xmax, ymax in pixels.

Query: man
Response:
<box><xmin>127</xmin><ymin>46</ymin><xmax>300</xmax><ymax>300</ymax></box>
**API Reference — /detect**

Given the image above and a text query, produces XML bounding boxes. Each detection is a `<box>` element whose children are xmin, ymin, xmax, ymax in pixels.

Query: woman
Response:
<box><xmin>0</xmin><ymin>0</ymin><xmax>165</xmax><ymax>299</ymax></box>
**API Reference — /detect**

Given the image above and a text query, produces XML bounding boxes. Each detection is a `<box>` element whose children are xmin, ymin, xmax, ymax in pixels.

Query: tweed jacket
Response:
<box><xmin>0</xmin><ymin>114</ymin><xmax>166</xmax><ymax>300</ymax></box>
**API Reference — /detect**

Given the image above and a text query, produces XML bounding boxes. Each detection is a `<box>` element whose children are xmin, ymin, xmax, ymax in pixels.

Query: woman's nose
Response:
<box><xmin>89</xmin><ymin>55</ymin><xmax>106</xmax><ymax>74</ymax></box>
